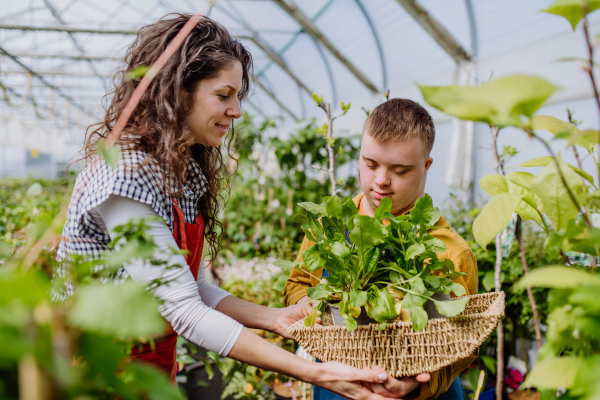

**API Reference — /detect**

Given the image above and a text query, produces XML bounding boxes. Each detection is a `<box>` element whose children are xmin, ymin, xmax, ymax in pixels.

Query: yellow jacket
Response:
<box><xmin>284</xmin><ymin>192</ymin><xmax>479</xmax><ymax>400</ymax></box>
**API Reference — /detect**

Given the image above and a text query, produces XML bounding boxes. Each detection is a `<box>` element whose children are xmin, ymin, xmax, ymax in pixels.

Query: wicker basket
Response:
<box><xmin>288</xmin><ymin>292</ymin><xmax>505</xmax><ymax>378</ymax></box>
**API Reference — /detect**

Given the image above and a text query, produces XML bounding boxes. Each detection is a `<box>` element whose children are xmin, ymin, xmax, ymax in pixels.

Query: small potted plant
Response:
<box><xmin>275</xmin><ymin>194</ymin><xmax>469</xmax><ymax>332</ymax></box>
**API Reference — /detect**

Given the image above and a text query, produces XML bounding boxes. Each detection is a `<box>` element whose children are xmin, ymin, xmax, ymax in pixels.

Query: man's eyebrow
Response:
<box><xmin>362</xmin><ymin>156</ymin><xmax>413</xmax><ymax>168</ymax></box>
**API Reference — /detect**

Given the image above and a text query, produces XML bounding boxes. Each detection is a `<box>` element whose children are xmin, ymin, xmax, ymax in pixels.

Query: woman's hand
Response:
<box><xmin>309</xmin><ymin>361</ymin><xmax>411</xmax><ymax>400</ymax></box>
<box><xmin>270</xmin><ymin>302</ymin><xmax>313</xmax><ymax>338</ymax></box>
<box><xmin>361</xmin><ymin>365</ymin><xmax>430</xmax><ymax>398</ymax></box>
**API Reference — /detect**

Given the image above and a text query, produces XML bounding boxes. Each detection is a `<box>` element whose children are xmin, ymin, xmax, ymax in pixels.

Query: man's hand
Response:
<box><xmin>270</xmin><ymin>302</ymin><xmax>313</xmax><ymax>338</ymax></box>
<box><xmin>361</xmin><ymin>366</ymin><xmax>430</xmax><ymax>399</ymax></box>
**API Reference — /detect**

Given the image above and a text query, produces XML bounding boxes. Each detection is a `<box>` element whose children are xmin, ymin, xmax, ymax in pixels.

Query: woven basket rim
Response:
<box><xmin>289</xmin><ymin>291</ymin><xmax>505</xmax><ymax>334</ymax></box>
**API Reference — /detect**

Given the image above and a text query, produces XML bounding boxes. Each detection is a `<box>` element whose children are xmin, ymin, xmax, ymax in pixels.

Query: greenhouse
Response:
<box><xmin>0</xmin><ymin>0</ymin><xmax>599</xmax><ymax>399</ymax></box>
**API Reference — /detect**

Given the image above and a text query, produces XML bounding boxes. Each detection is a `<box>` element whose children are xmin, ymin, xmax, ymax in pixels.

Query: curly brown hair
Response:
<box><xmin>80</xmin><ymin>13</ymin><xmax>253</xmax><ymax>259</ymax></box>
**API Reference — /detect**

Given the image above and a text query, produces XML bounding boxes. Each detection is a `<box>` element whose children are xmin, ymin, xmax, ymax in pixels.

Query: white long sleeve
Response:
<box><xmin>91</xmin><ymin>194</ymin><xmax>242</xmax><ymax>356</ymax></box>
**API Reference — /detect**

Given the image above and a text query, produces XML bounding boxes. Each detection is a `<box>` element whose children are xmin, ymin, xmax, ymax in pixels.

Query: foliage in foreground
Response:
<box><xmin>420</xmin><ymin>1</ymin><xmax>600</xmax><ymax>397</ymax></box>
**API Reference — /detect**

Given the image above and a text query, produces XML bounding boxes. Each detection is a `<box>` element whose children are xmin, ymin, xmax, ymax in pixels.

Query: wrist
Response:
<box><xmin>301</xmin><ymin>361</ymin><xmax>326</xmax><ymax>385</ymax></box>
<box><xmin>266</xmin><ymin>307</ymin><xmax>284</xmax><ymax>332</ymax></box>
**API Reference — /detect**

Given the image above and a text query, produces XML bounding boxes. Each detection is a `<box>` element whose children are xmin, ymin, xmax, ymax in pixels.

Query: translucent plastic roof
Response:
<box><xmin>1</xmin><ymin>0</ymin><xmax>599</xmax><ymax>159</ymax></box>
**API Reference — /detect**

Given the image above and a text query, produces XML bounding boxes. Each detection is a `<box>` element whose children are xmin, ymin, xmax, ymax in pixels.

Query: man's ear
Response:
<box><xmin>424</xmin><ymin>157</ymin><xmax>433</xmax><ymax>172</ymax></box>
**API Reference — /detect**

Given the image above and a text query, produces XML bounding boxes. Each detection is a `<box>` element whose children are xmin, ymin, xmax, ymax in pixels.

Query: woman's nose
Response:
<box><xmin>227</xmin><ymin>99</ymin><xmax>242</xmax><ymax>119</ymax></box>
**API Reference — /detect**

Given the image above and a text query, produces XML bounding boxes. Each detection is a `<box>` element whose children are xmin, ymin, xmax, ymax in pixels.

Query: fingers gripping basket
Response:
<box><xmin>288</xmin><ymin>292</ymin><xmax>505</xmax><ymax>378</ymax></box>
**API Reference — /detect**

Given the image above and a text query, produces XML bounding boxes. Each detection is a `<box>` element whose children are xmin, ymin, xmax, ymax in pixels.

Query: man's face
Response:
<box><xmin>359</xmin><ymin>132</ymin><xmax>433</xmax><ymax>217</ymax></box>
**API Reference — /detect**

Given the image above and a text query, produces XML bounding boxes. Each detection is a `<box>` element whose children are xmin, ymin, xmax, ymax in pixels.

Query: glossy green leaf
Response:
<box><xmin>350</xmin><ymin>215</ymin><xmax>387</xmax><ymax>250</ymax></box>
<box><xmin>513</xmin><ymin>156</ymin><xmax>554</xmax><ymax>168</ymax></box>
<box><xmin>302</xmin><ymin>245</ymin><xmax>327</xmax><ymax>271</ymax></box>
<box><xmin>514</xmin><ymin>266</ymin><xmax>600</xmax><ymax>289</ymax></box>
<box><xmin>529</xmin><ymin>157</ymin><xmax>587</xmax><ymax>230</ymax></box>
<box><xmin>420</xmin><ymin>75</ymin><xmax>559</xmax><ymax>127</ymax></box>
<box><xmin>68</xmin><ymin>281</ymin><xmax>164</xmax><ymax>339</ymax></box>
<box><xmin>369</xmin><ymin>288</ymin><xmax>397</xmax><ymax>323</ymax></box>
<box><xmin>524</xmin><ymin>356</ymin><xmax>584</xmax><ymax>389</ymax></box>
<box><xmin>433</xmin><ymin>296</ymin><xmax>469</xmax><ymax>317</ymax></box>
<box><xmin>307</xmin><ymin>284</ymin><xmax>331</xmax><ymax>300</ymax></box>
<box><xmin>479</xmin><ymin>174</ymin><xmax>508</xmax><ymax>197</ymax></box>
<box><xmin>341</xmin><ymin>198</ymin><xmax>359</xmax><ymax>228</ymax></box>
<box><xmin>350</xmin><ymin>290</ymin><xmax>368</xmax><ymax>308</ymax></box>
<box><xmin>405</xmin><ymin>243</ymin><xmax>426</xmax><ymax>260</ymax></box>
<box><xmin>506</xmin><ymin>172</ymin><xmax>544</xmax><ymax>226</ymax></box>
<box><xmin>442</xmin><ymin>281</ymin><xmax>467</xmax><ymax>297</ymax></box>
<box><xmin>272</xmin><ymin>260</ymin><xmax>302</xmax><ymax>270</ymax></box>
<box><xmin>542</xmin><ymin>0</ymin><xmax>600</xmax><ymax>30</ymax></box>
<box><xmin>410</xmin><ymin>194</ymin><xmax>434</xmax><ymax>228</ymax></box>
<box><xmin>331</xmin><ymin>241</ymin><xmax>351</xmax><ymax>259</ymax></box>
<box><xmin>344</xmin><ymin>317</ymin><xmax>358</xmax><ymax>332</ymax></box>
<box><xmin>403</xmin><ymin>293</ymin><xmax>428</xmax><ymax>331</ymax></box>
<box><xmin>326</xmin><ymin>195</ymin><xmax>343</xmax><ymax>219</ymax></box>
<box><xmin>298</xmin><ymin>202</ymin><xmax>327</xmax><ymax>218</ymax></box>
<box><xmin>374</xmin><ymin>196</ymin><xmax>392</xmax><ymax>222</ymax></box>
<box><xmin>473</xmin><ymin>193</ymin><xmax>522</xmax><ymax>248</ymax></box>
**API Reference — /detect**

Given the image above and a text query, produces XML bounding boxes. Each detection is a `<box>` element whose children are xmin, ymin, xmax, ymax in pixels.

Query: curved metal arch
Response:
<box><xmin>353</xmin><ymin>0</ymin><xmax>387</xmax><ymax>91</ymax></box>
<box><xmin>309</xmin><ymin>35</ymin><xmax>337</xmax><ymax>105</ymax></box>
<box><xmin>464</xmin><ymin>0</ymin><xmax>478</xmax><ymax>57</ymax></box>
<box><xmin>256</xmin><ymin>0</ymin><xmax>334</xmax><ymax>78</ymax></box>
<box><xmin>217</xmin><ymin>1</ymin><xmax>306</xmax><ymax>117</ymax></box>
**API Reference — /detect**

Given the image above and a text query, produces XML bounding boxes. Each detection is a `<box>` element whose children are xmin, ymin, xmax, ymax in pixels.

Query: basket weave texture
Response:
<box><xmin>288</xmin><ymin>292</ymin><xmax>505</xmax><ymax>378</ymax></box>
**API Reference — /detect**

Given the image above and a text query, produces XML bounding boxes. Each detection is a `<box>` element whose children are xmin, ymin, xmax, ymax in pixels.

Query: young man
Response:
<box><xmin>284</xmin><ymin>99</ymin><xmax>478</xmax><ymax>400</ymax></box>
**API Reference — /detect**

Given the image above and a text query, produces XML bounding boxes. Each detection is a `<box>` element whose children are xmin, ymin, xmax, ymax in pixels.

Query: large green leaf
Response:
<box><xmin>374</xmin><ymin>197</ymin><xmax>392</xmax><ymax>222</ymax></box>
<box><xmin>302</xmin><ymin>245</ymin><xmax>327</xmax><ymax>271</ymax></box>
<box><xmin>350</xmin><ymin>215</ymin><xmax>387</xmax><ymax>251</ymax></box>
<box><xmin>433</xmin><ymin>296</ymin><xmax>469</xmax><ymax>317</ymax></box>
<box><xmin>307</xmin><ymin>284</ymin><xmax>331</xmax><ymax>300</ymax></box>
<box><xmin>420</xmin><ymin>75</ymin><xmax>559</xmax><ymax>127</ymax></box>
<box><xmin>402</xmin><ymin>293</ymin><xmax>428</xmax><ymax>331</ymax></box>
<box><xmin>513</xmin><ymin>156</ymin><xmax>553</xmax><ymax>168</ymax></box>
<box><xmin>298</xmin><ymin>202</ymin><xmax>327</xmax><ymax>218</ymax></box>
<box><xmin>479</xmin><ymin>174</ymin><xmax>508</xmax><ymax>197</ymax></box>
<box><xmin>542</xmin><ymin>0</ymin><xmax>600</xmax><ymax>30</ymax></box>
<box><xmin>513</xmin><ymin>266</ymin><xmax>600</xmax><ymax>289</ymax></box>
<box><xmin>0</xmin><ymin>270</ymin><xmax>50</xmax><ymax>307</ymax></box>
<box><xmin>410</xmin><ymin>194</ymin><xmax>434</xmax><ymax>228</ymax></box>
<box><xmin>405</xmin><ymin>243</ymin><xmax>426</xmax><ymax>260</ymax></box>
<box><xmin>473</xmin><ymin>193</ymin><xmax>522</xmax><ymax>248</ymax></box>
<box><xmin>524</xmin><ymin>356</ymin><xmax>585</xmax><ymax>389</ymax></box>
<box><xmin>524</xmin><ymin>115</ymin><xmax>593</xmax><ymax>152</ymax></box>
<box><xmin>369</xmin><ymin>288</ymin><xmax>397</xmax><ymax>323</ymax></box>
<box><xmin>506</xmin><ymin>172</ymin><xmax>544</xmax><ymax>226</ymax></box>
<box><xmin>529</xmin><ymin>157</ymin><xmax>587</xmax><ymax>230</ymax></box>
<box><xmin>68</xmin><ymin>281</ymin><xmax>164</xmax><ymax>339</ymax></box>
<box><xmin>341</xmin><ymin>197</ymin><xmax>359</xmax><ymax>228</ymax></box>
<box><xmin>326</xmin><ymin>195</ymin><xmax>343</xmax><ymax>219</ymax></box>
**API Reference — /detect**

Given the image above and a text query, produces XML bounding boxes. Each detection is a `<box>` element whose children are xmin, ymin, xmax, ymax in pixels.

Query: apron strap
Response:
<box><xmin>172</xmin><ymin>199</ymin><xmax>188</xmax><ymax>251</ymax></box>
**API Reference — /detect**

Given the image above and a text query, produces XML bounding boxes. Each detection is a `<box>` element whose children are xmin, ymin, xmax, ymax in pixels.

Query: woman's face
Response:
<box><xmin>185</xmin><ymin>61</ymin><xmax>243</xmax><ymax>147</ymax></box>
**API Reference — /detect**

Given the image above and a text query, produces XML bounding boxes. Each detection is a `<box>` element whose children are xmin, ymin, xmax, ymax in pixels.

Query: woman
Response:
<box><xmin>57</xmin><ymin>14</ymin><xmax>407</xmax><ymax>400</ymax></box>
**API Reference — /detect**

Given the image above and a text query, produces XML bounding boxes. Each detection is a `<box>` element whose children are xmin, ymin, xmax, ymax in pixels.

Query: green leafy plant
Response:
<box><xmin>275</xmin><ymin>194</ymin><xmax>469</xmax><ymax>332</ymax></box>
<box><xmin>420</xmin><ymin>1</ymin><xmax>600</xmax><ymax>398</ymax></box>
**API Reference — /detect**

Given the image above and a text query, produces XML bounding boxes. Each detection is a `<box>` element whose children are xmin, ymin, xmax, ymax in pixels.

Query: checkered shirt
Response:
<box><xmin>54</xmin><ymin>147</ymin><xmax>207</xmax><ymax>299</ymax></box>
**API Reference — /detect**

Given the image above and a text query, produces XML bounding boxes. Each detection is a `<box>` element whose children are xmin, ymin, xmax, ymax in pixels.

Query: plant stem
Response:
<box><xmin>567</xmin><ymin>109</ymin><xmax>584</xmax><ymax>170</ymax></box>
<box><xmin>318</xmin><ymin>102</ymin><xmax>337</xmax><ymax>196</ymax></box>
<box><xmin>582</xmin><ymin>10</ymin><xmax>600</xmax><ymax>145</ymax></box>
<box><xmin>489</xmin><ymin>124</ymin><xmax>504</xmax><ymax>400</ymax></box>
<box><xmin>516</xmin><ymin>217</ymin><xmax>543</xmax><ymax>349</ymax></box>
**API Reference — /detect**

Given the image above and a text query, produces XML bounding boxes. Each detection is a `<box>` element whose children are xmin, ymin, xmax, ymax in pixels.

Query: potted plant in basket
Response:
<box><xmin>275</xmin><ymin>194</ymin><xmax>470</xmax><ymax>332</ymax></box>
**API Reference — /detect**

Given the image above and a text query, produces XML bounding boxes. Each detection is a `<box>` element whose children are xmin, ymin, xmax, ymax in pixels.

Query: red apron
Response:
<box><xmin>130</xmin><ymin>199</ymin><xmax>204</xmax><ymax>382</ymax></box>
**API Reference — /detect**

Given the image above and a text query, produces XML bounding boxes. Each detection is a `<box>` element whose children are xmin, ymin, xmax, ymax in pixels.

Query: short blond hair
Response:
<box><xmin>363</xmin><ymin>99</ymin><xmax>435</xmax><ymax>156</ymax></box>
